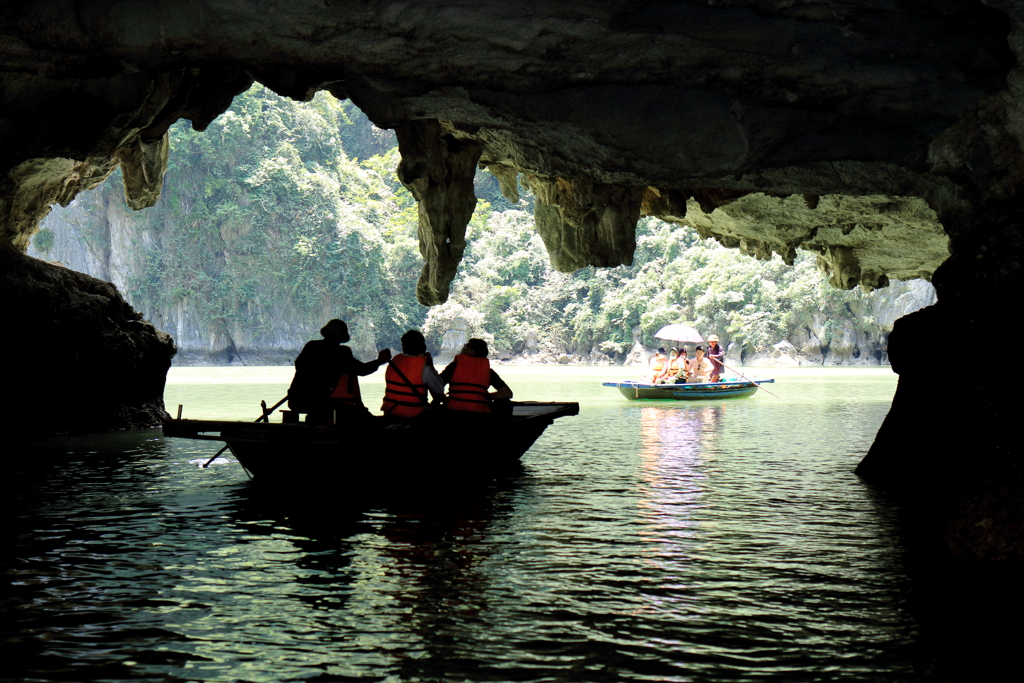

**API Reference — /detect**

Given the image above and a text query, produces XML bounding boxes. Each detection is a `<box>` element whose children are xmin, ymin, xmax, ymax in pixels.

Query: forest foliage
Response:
<box><xmin>35</xmin><ymin>84</ymin><xmax>898</xmax><ymax>359</ymax></box>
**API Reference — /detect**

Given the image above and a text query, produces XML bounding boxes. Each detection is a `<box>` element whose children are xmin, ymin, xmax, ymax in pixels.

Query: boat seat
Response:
<box><xmin>280</xmin><ymin>410</ymin><xmax>301</xmax><ymax>424</ymax></box>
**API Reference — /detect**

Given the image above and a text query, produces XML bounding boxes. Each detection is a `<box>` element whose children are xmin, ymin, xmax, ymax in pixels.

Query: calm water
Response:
<box><xmin>1</xmin><ymin>366</ymin><xmax>963</xmax><ymax>682</ymax></box>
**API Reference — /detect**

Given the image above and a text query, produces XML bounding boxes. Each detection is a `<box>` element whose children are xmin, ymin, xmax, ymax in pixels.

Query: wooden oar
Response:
<box><xmin>717</xmin><ymin>361</ymin><xmax>781</xmax><ymax>399</ymax></box>
<box><xmin>201</xmin><ymin>395</ymin><xmax>288</xmax><ymax>468</ymax></box>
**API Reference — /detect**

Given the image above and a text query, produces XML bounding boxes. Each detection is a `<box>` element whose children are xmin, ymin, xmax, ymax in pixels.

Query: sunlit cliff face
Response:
<box><xmin>3</xmin><ymin>1</ymin><xmax>1024</xmax><ymax>556</ymax></box>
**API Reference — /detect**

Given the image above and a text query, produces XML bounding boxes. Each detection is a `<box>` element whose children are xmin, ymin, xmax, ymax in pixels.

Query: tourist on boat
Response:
<box><xmin>440</xmin><ymin>338</ymin><xmax>513</xmax><ymax>414</ymax></box>
<box><xmin>686</xmin><ymin>346</ymin><xmax>715</xmax><ymax>383</ymax></box>
<box><xmin>644</xmin><ymin>348</ymin><xmax>667</xmax><ymax>382</ymax></box>
<box><xmin>706</xmin><ymin>334</ymin><xmax>725</xmax><ymax>382</ymax></box>
<box><xmin>656</xmin><ymin>348</ymin><xmax>681</xmax><ymax>384</ymax></box>
<box><xmin>675</xmin><ymin>348</ymin><xmax>689</xmax><ymax>382</ymax></box>
<box><xmin>381</xmin><ymin>330</ymin><xmax>444</xmax><ymax>420</ymax></box>
<box><xmin>287</xmin><ymin>318</ymin><xmax>391</xmax><ymax>423</ymax></box>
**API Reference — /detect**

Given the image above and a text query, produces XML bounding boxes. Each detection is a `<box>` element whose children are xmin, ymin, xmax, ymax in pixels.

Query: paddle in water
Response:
<box><xmin>202</xmin><ymin>395</ymin><xmax>289</xmax><ymax>467</ymax></box>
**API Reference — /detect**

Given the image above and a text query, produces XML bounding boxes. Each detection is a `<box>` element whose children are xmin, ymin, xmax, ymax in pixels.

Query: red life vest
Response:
<box><xmin>447</xmin><ymin>354</ymin><xmax>491</xmax><ymax>413</ymax></box>
<box><xmin>330</xmin><ymin>373</ymin><xmax>363</xmax><ymax>407</ymax></box>
<box><xmin>381</xmin><ymin>354</ymin><xmax>428</xmax><ymax>418</ymax></box>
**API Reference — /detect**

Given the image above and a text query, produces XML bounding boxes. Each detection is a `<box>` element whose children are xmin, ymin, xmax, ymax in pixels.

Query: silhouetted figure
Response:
<box><xmin>441</xmin><ymin>338</ymin><xmax>512</xmax><ymax>415</ymax></box>
<box><xmin>288</xmin><ymin>319</ymin><xmax>390</xmax><ymax>423</ymax></box>
<box><xmin>381</xmin><ymin>329</ymin><xmax>444</xmax><ymax>421</ymax></box>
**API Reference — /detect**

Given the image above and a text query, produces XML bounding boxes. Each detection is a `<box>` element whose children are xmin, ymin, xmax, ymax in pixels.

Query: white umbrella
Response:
<box><xmin>654</xmin><ymin>324</ymin><xmax>703</xmax><ymax>344</ymax></box>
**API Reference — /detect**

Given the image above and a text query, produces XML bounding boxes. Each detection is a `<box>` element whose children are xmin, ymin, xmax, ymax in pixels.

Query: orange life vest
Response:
<box><xmin>669</xmin><ymin>358</ymin><xmax>680</xmax><ymax>373</ymax></box>
<box><xmin>651</xmin><ymin>355</ymin><xmax>665</xmax><ymax>373</ymax></box>
<box><xmin>381</xmin><ymin>354</ymin><xmax>429</xmax><ymax>418</ymax></box>
<box><xmin>330</xmin><ymin>373</ymin><xmax>363</xmax><ymax>407</ymax></box>
<box><xmin>447</xmin><ymin>354</ymin><xmax>492</xmax><ymax>413</ymax></box>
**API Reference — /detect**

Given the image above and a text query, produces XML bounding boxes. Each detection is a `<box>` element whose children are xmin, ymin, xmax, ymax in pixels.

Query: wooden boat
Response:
<box><xmin>603</xmin><ymin>378</ymin><xmax>775</xmax><ymax>400</ymax></box>
<box><xmin>163</xmin><ymin>401</ymin><xmax>579</xmax><ymax>487</ymax></box>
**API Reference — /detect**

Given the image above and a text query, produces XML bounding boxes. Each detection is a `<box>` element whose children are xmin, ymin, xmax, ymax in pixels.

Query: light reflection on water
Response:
<box><xmin>2</xmin><ymin>366</ymin><xmax>960</xmax><ymax>681</ymax></box>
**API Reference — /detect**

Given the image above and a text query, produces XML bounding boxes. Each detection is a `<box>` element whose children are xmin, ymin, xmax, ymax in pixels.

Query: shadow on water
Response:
<box><xmin>225</xmin><ymin>470</ymin><xmax>530</xmax><ymax>682</ymax></box>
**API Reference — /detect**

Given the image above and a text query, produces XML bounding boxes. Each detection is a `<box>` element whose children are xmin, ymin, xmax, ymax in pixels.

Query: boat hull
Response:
<box><xmin>603</xmin><ymin>379</ymin><xmax>774</xmax><ymax>400</ymax></box>
<box><xmin>164</xmin><ymin>402</ymin><xmax>579</xmax><ymax>488</ymax></box>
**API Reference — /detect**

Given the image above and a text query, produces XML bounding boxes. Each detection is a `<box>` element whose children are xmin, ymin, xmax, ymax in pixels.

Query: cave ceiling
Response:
<box><xmin>3</xmin><ymin>0</ymin><xmax>1022</xmax><ymax>303</ymax></box>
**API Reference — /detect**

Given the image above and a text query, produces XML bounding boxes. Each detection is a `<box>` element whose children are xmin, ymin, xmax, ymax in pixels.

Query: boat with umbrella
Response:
<box><xmin>603</xmin><ymin>324</ymin><xmax>776</xmax><ymax>401</ymax></box>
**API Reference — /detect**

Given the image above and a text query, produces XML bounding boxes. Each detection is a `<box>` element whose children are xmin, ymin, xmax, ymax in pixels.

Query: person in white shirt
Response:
<box><xmin>686</xmin><ymin>346</ymin><xmax>714</xmax><ymax>383</ymax></box>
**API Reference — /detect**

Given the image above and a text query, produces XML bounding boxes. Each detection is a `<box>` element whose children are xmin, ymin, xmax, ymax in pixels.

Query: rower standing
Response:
<box><xmin>706</xmin><ymin>334</ymin><xmax>724</xmax><ymax>382</ymax></box>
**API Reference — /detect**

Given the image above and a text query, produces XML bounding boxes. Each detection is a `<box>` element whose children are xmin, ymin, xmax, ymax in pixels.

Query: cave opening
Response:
<box><xmin>3</xmin><ymin>0</ymin><xmax>1024</xmax><ymax>565</ymax></box>
<box><xmin>24</xmin><ymin>82</ymin><xmax>942</xmax><ymax>373</ymax></box>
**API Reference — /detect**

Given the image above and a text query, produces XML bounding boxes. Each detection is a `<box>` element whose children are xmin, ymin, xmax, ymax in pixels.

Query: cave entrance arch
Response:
<box><xmin>4</xmin><ymin>0</ymin><xmax>1024</xmax><ymax>559</ymax></box>
<box><xmin>27</xmin><ymin>81</ymin><xmax>945</xmax><ymax>374</ymax></box>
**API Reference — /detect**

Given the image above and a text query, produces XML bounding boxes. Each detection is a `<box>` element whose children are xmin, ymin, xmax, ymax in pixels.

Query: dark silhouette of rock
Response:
<box><xmin>0</xmin><ymin>244</ymin><xmax>175</xmax><ymax>435</ymax></box>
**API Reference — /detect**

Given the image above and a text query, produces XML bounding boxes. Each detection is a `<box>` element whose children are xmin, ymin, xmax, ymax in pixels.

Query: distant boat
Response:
<box><xmin>164</xmin><ymin>401</ymin><xmax>579</xmax><ymax>488</ymax></box>
<box><xmin>603</xmin><ymin>378</ymin><xmax>775</xmax><ymax>400</ymax></box>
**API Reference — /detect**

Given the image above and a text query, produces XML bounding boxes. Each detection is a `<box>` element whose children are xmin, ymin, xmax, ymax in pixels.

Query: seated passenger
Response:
<box><xmin>440</xmin><ymin>338</ymin><xmax>512</xmax><ymax>414</ymax></box>
<box><xmin>644</xmin><ymin>347</ymin><xmax>668</xmax><ymax>382</ymax></box>
<box><xmin>381</xmin><ymin>330</ymin><xmax>444</xmax><ymax>420</ymax></box>
<box><xmin>656</xmin><ymin>348</ymin><xmax>680</xmax><ymax>384</ymax></box>
<box><xmin>674</xmin><ymin>348</ymin><xmax>689</xmax><ymax>382</ymax></box>
<box><xmin>686</xmin><ymin>345</ymin><xmax>714</xmax><ymax>384</ymax></box>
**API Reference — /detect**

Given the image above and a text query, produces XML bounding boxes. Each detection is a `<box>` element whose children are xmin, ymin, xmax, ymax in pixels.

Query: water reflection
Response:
<box><xmin>4</xmin><ymin>368</ymin><xmax>975</xmax><ymax>682</ymax></box>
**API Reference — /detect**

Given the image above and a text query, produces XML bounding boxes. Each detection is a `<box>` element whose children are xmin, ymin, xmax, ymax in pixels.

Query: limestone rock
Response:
<box><xmin>528</xmin><ymin>176</ymin><xmax>641</xmax><ymax>272</ymax></box>
<box><xmin>436</xmin><ymin>316</ymin><xmax>470</xmax><ymax>366</ymax></box>
<box><xmin>396</xmin><ymin>119</ymin><xmax>481</xmax><ymax>305</ymax></box>
<box><xmin>678</xmin><ymin>194</ymin><xmax>950</xmax><ymax>290</ymax></box>
<box><xmin>0</xmin><ymin>245</ymin><xmax>175</xmax><ymax>434</ymax></box>
<box><xmin>116</xmin><ymin>133</ymin><xmax>170</xmax><ymax>211</ymax></box>
<box><xmin>2</xmin><ymin>0</ymin><xmax>1024</xmax><ymax>561</ymax></box>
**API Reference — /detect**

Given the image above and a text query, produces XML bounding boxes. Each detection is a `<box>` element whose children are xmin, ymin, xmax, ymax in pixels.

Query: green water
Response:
<box><xmin>166</xmin><ymin>364</ymin><xmax>898</xmax><ymax>425</ymax></box>
<box><xmin>11</xmin><ymin>365</ymin><xmax>950</xmax><ymax>683</ymax></box>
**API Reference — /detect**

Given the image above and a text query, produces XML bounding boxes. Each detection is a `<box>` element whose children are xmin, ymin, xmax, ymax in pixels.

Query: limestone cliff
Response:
<box><xmin>27</xmin><ymin>177</ymin><xmax>382</xmax><ymax>364</ymax></box>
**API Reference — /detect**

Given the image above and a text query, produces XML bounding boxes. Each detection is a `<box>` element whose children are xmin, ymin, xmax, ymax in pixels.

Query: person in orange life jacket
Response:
<box><xmin>440</xmin><ymin>338</ymin><xmax>512</xmax><ymax>413</ymax></box>
<box><xmin>643</xmin><ymin>348</ymin><xmax>667</xmax><ymax>382</ymax></box>
<box><xmin>287</xmin><ymin>318</ymin><xmax>390</xmax><ymax>423</ymax></box>
<box><xmin>380</xmin><ymin>330</ymin><xmax>444</xmax><ymax>421</ymax></box>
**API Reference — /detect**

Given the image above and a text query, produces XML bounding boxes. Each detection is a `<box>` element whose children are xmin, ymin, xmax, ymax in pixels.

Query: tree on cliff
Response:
<box><xmin>32</xmin><ymin>83</ymin><xmax>930</xmax><ymax>363</ymax></box>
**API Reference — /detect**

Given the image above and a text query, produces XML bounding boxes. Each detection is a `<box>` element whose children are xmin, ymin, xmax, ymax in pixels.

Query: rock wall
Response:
<box><xmin>0</xmin><ymin>245</ymin><xmax>175</xmax><ymax>435</ymax></box>
<box><xmin>27</xmin><ymin>183</ymin><xmax>380</xmax><ymax>365</ymax></box>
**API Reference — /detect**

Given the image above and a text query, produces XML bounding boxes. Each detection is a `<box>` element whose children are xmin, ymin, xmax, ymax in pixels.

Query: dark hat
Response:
<box><xmin>321</xmin><ymin>319</ymin><xmax>348</xmax><ymax>340</ymax></box>
<box><xmin>657</xmin><ymin>347</ymin><xmax>666</xmax><ymax>353</ymax></box>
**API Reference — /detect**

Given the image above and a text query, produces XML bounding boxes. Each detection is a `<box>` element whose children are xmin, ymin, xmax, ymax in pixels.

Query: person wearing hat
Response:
<box><xmin>644</xmin><ymin>347</ymin><xmax>668</xmax><ymax>382</ymax></box>
<box><xmin>706</xmin><ymin>334</ymin><xmax>724</xmax><ymax>382</ymax></box>
<box><xmin>287</xmin><ymin>318</ymin><xmax>391</xmax><ymax>423</ymax></box>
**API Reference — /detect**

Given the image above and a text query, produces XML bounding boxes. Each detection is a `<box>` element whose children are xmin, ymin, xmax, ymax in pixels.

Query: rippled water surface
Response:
<box><xmin>3</xmin><ymin>366</ymin><xmax>947</xmax><ymax>681</ymax></box>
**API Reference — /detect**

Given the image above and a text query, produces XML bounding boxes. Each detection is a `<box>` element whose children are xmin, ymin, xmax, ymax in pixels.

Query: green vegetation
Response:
<box><xmin>44</xmin><ymin>83</ymin><xmax>894</xmax><ymax>360</ymax></box>
<box><xmin>32</xmin><ymin>228</ymin><xmax>54</xmax><ymax>254</ymax></box>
